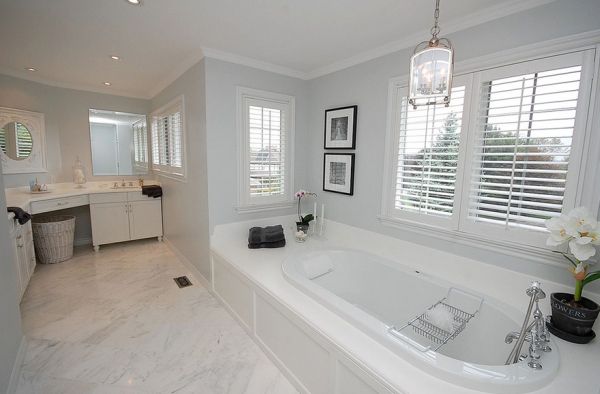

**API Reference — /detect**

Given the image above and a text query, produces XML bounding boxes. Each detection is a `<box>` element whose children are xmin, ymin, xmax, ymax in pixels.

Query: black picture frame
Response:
<box><xmin>323</xmin><ymin>105</ymin><xmax>357</xmax><ymax>149</ymax></box>
<box><xmin>323</xmin><ymin>153</ymin><xmax>355</xmax><ymax>195</ymax></box>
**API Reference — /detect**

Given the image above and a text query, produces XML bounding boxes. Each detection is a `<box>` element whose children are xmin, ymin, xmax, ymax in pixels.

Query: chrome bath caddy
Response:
<box><xmin>388</xmin><ymin>287</ymin><xmax>484</xmax><ymax>352</ymax></box>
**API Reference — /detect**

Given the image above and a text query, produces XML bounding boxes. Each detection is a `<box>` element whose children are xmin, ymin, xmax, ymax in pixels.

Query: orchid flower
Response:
<box><xmin>545</xmin><ymin>207</ymin><xmax>600</xmax><ymax>302</ymax></box>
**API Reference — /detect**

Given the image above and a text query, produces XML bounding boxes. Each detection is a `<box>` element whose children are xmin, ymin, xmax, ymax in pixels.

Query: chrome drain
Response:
<box><xmin>174</xmin><ymin>276</ymin><xmax>193</xmax><ymax>288</ymax></box>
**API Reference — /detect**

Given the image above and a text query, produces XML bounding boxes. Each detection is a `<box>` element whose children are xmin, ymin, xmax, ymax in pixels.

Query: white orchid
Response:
<box><xmin>545</xmin><ymin>207</ymin><xmax>600</xmax><ymax>261</ymax></box>
<box><xmin>546</xmin><ymin>207</ymin><xmax>600</xmax><ymax>302</ymax></box>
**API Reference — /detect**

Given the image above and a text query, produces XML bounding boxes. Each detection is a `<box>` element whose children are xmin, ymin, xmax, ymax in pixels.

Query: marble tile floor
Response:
<box><xmin>15</xmin><ymin>240</ymin><xmax>298</xmax><ymax>394</ymax></box>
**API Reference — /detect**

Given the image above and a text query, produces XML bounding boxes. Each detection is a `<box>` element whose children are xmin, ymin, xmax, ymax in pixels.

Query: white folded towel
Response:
<box><xmin>303</xmin><ymin>257</ymin><xmax>334</xmax><ymax>280</ymax></box>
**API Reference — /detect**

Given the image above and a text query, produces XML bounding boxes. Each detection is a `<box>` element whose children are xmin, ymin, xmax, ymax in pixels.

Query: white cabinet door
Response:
<box><xmin>90</xmin><ymin>202</ymin><xmax>130</xmax><ymax>246</ymax></box>
<box><xmin>129</xmin><ymin>199</ymin><xmax>163</xmax><ymax>241</ymax></box>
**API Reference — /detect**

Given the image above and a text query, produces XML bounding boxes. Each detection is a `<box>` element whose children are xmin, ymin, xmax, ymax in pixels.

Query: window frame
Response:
<box><xmin>151</xmin><ymin>95</ymin><xmax>187</xmax><ymax>181</ymax></box>
<box><xmin>381</xmin><ymin>47</ymin><xmax>598</xmax><ymax>254</ymax></box>
<box><xmin>236</xmin><ymin>87</ymin><xmax>295</xmax><ymax>212</ymax></box>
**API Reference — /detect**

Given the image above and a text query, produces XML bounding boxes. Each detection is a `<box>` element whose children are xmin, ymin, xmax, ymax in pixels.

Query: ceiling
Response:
<box><xmin>0</xmin><ymin>0</ymin><xmax>554</xmax><ymax>98</ymax></box>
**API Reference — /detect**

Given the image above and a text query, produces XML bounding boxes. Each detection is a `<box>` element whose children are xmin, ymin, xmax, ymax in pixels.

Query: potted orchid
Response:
<box><xmin>295</xmin><ymin>189</ymin><xmax>316</xmax><ymax>233</ymax></box>
<box><xmin>546</xmin><ymin>207</ymin><xmax>600</xmax><ymax>341</ymax></box>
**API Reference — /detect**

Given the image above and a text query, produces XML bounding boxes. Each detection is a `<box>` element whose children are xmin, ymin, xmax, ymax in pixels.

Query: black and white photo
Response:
<box><xmin>323</xmin><ymin>153</ymin><xmax>355</xmax><ymax>195</ymax></box>
<box><xmin>324</xmin><ymin>105</ymin><xmax>357</xmax><ymax>149</ymax></box>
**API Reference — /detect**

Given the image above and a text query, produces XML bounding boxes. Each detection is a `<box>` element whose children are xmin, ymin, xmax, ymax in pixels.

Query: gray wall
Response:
<box><xmin>204</xmin><ymin>58</ymin><xmax>309</xmax><ymax>231</ymax></box>
<box><xmin>305</xmin><ymin>0</ymin><xmax>600</xmax><ymax>290</ymax></box>
<box><xmin>0</xmin><ymin>161</ymin><xmax>23</xmax><ymax>393</ymax></box>
<box><xmin>150</xmin><ymin>61</ymin><xmax>211</xmax><ymax>280</ymax></box>
<box><xmin>0</xmin><ymin>74</ymin><xmax>150</xmax><ymax>188</ymax></box>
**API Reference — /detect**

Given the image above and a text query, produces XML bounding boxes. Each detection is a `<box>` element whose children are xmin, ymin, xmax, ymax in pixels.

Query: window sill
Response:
<box><xmin>236</xmin><ymin>201</ymin><xmax>296</xmax><ymax>214</ymax></box>
<box><xmin>376</xmin><ymin>215</ymin><xmax>566</xmax><ymax>269</ymax></box>
<box><xmin>153</xmin><ymin>170</ymin><xmax>187</xmax><ymax>183</ymax></box>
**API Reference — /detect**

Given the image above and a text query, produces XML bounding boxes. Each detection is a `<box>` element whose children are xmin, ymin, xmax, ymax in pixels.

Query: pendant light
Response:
<box><xmin>408</xmin><ymin>0</ymin><xmax>454</xmax><ymax>109</ymax></box>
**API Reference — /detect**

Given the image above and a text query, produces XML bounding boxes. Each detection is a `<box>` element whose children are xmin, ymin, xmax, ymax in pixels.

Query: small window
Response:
<box><xmin>151</xmin><ymin>96</ymin><xmax>185</xmax><ymax>180</ymax></box>
<box><xmin>133</xmin><ymin>119</ymin><xmax>148</xmax><ymax>172</ymax></box>
<box><xmin>237</xmin><ymin>87</ymin><xmax>295</xmax><ymax>211</ymax></box>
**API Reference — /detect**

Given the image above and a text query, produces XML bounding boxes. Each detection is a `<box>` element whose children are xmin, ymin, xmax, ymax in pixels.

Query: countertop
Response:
<box><xmin>5</xmin><ymin>181</ymin><xmax>160</xmax><ymax>219</ymax></box>
<box><xmin>210</xmin><ymin>215</ymin><xmax>600</xmax><ymax>394</ymax></box>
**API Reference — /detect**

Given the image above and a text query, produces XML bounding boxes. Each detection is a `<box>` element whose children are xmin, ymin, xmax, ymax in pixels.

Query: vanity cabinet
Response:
<box><xmin>8</xmin><ymin>217</ymin><xmax>36</xmax><ymax>300</ymax></box>
<box><xmin>90</xmin><ymin>192</ymin><xmax>163</xmax><ymax>251</ymax></box>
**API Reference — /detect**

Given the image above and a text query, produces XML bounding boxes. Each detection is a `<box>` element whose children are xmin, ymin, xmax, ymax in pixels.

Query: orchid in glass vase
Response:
<box><xmin>545</xmin><ymin>207</ymin><xmax>600</xmax><ymax>304</ymax></box>
<box><xmin>295</xmin><ymin>189</ymin><xmax>317</xmax><ymax>233</ymax></box>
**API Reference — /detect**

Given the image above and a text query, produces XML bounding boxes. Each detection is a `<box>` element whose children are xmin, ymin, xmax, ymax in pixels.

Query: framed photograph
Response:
<box><xmin>324</xmin><ymin>105</ymin><xmax>357</xmax><ymax>149</ymax></box>
<box><xmin>323</xmin><ymin>153</ymin><xmax>355</xmax><ymax>195</ymax></box>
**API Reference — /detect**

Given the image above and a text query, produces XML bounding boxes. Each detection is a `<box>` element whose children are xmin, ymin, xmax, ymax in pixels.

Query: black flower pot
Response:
<box><xmin>296</xmin><ymin>223</ymin><xmax>309</xmax><ymax>233</ymax></box>
<box><xmin>550</xmin><ymin>292</ymin><xmax>599</xmax><ymax>337</ymax></box>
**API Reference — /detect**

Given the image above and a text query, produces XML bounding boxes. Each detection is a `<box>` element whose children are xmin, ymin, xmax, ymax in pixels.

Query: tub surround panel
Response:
<box><xmin>255</xmin><ymin>294</ymin><xmax>332</xmax><ymax>394</ymax></box>
<box><xmin>210</xmin><ymin>215</ymin><xmax>600</xmax><ymax>394</ymax></box>
<box><xmin>213</xmin><ymin>255</ymin><xmax>254</xmax><ymax>331</ymax></box>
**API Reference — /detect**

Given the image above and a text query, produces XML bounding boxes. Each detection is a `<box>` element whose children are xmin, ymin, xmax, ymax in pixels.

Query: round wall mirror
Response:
<box><xmin>0</xmin><ymin>121</ymin><xmax>33</xmax><ymax>160</ymax></box>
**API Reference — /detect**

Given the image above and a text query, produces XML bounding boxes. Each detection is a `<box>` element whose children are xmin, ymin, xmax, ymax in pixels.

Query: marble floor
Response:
<box><xmin>16</xmin><ymin>240</ymin><xmax>297</xmax><ymax>394</ymax></box>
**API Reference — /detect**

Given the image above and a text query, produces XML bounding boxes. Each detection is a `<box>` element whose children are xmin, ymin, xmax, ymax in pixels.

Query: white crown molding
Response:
<box><xmin>146</xmin><ymin>50</ymin><xmax>205</xmax><ymax>99</ymax></box>
<box><xmin>0</xmin><ymin>66</ymin><xmax>149</xmax><ymax>99</ymax></box>
<box><xmin>307</xmin><ymin>0</ymin><xmax>558</xmax><ymax>79</ymax></box>
<box><xmin>201</xmin><ymin>47</ymin><xmax>310</xmax><ymax>80</ymax></box>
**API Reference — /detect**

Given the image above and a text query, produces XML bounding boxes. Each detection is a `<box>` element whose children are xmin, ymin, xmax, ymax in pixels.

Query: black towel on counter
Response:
<box><xmin>248</xmin><ymin>225</ymin><xmax>286</xmax><ymax>249</ymax></box>
<box><xmin>142</xmin><ymin>185</ymin><xmax>163</xmax><ymax>198</ymax></box>
<box><xmin>7</xmin><ymin>207</ymin><xmax>32</xmax><ymax>225</ymax></box>
<box><xmin>248</xmin><ymin>239</ymin><xmax>286</xmax><ymax>249</ymax></box>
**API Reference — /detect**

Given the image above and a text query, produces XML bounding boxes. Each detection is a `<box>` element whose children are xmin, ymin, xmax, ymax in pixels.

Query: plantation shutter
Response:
<box><xmin>151</xmin><ymin>97</ymin><xmax>185</xmax><ymax>178</ymax></box>
<box><xmin>393</xmin><ymin>83</ymin><xmax>467</xmax><ymax>224</ymax></box>
<box><xmin>247</xmin><ymin>102</ymin><xmax>286</xmax><ymax>198</ymax></box>
<box><xmin>133</xmin><ymin>119</ymin><xmax>147</xmax><ymax>169</ymax></box>
<box><xmin>0</xmin><ymin>124</ymin><xmax>7</xmax><ymax>153</ymax></box>
<box><xmin>15</xmin><ymin>123</ymin><xmax>33</xmax><ymax>158</ymax></box>
<box><xmin>467</xmin><ymin>53</ymin><xmax>590</xmax><ymax>231</ymax></box>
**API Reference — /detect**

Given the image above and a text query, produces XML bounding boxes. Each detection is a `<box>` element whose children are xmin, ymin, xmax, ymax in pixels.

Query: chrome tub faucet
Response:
<box><xmin>505</xmin><ymin>281</ymin><xmax>552</xmax><ymax>369</ymax></box>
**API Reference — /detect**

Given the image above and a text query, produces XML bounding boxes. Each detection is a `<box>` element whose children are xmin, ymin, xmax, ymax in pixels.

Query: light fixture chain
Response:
<box><xmin>431</xmin><ymin>0</ymin><xmax>441</xmax><ymax>37</ymax></box>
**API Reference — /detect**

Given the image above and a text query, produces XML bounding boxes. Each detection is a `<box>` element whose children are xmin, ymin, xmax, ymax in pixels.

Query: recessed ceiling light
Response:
<box><xmin>103</xmin><ymin>82</ymin><xmax>112</xmax><ymax>86</ymax></box>
<box><xmin>110</xmin><ymin>55</ymin><xmax>120</xmax><ymax>61</ymax></box>
<box><xmin>126</xmin><ymin>0</ymin><xmax>141</xmax><ymax>5</ymax></box>
<box><xmin>25</xmin><ymin>67</ymin><xmax>37</xmax><ymax>72</ymax></box>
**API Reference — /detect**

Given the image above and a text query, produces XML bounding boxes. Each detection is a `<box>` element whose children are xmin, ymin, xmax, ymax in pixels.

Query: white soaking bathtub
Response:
<box><xmin>282</xmin><ymin>249</ymin><xmax>559</xmax><ymax>393</ymax></box>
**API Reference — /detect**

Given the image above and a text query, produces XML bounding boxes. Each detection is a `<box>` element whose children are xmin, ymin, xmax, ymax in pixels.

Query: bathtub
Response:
<box><xmin>282</xmin><ymin>249</ymin><xmax>559</xmax><ymax>393</ymax></box>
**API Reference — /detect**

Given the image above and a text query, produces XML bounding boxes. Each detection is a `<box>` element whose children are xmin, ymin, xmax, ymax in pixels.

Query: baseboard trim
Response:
<box><xmin>163</xmin><ymin>237</ymin><xmax>210</xmax><ymax>289</ymax></box>
<box><xmin>6</xmin><ymin>336</ymin><xmax>26</xmax><ymax>394</ymax></box>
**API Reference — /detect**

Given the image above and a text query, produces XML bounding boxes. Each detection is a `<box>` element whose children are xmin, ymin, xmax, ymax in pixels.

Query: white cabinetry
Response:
<box><xmin>90</xmin><ymin>192</ymin><xmax>163</xmax><ymax>251</ymax></box>
<box><xmin>8</xmin><ymin>218</ymin><xmax>36</xmax><ymax>300</ymax></box>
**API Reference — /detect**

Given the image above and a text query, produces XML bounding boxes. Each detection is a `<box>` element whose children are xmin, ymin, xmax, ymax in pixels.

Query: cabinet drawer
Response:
<box><xmin>30</xmin><ymin>195</ymin><xmax>90</xmax><ymax>214</ymax></box>
<box><xmin>127</xmin><ymin>191</ymin><xmax>160</xmax><ymax>202</ymax></box>
<box><xmin>89</xmin><ymin>192</ymin><xmax>128</xmax><ymax>204</ymax></box>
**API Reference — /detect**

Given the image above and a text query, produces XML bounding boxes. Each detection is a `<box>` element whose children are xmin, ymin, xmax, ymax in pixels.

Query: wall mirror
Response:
<box><xmin>89</xmin><ymin>109</ymin><xmax>148</xmax><ymax>176</ymax></box>
<box><xmin>0</xmin><ymin>107</ymin><xmax>47</xmax><ymax>174</ymax></box>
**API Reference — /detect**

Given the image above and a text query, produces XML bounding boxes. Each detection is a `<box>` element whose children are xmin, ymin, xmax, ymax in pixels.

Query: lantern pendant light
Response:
<box><xmin>408</xmin><ymin>0</ymin><xmax>454</xmax><ymax>109</ymax></box>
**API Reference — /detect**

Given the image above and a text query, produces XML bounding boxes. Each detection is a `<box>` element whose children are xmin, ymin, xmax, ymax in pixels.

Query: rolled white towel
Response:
<box><xmin>303</xmin><ymin>257</ymin><xmax>334</xmax><ymax>280</ymax></box>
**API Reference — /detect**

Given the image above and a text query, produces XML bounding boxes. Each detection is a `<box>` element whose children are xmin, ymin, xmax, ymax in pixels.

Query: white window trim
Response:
<box><xmin>236</xmin><ymin>86</ymin><xmax>295</xmax><ymax>212</ymax></box>
<box><xmin>381</xmin><ymin>34</ymin><xmax>600</xmax><ymax>264</ymax></box>
<box><xmin>150</xmin><ymin>95</ymin><xmax>187</xmax><ymax>182</ymax></box>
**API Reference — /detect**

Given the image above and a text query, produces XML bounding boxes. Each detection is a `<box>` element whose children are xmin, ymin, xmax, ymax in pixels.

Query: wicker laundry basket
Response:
<box><xmin>32</xmin><ymin>215</ymin><xmax>76</xmax><ymax>264</ymax></box>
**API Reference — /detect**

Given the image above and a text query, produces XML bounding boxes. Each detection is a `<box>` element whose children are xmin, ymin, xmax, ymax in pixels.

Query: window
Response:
<box><xmin>237</xmin><ymin>87</ymin><xmax>295</xmax><ymax>210</ymax></box>
<box><xmin>133</xmin><ymin>119</ymin><xmax>148</xmax><ymax>172</ymax></box>
<box><xmin>392</xmin><ymin>80</ymin><xmax>468</xmax><ymax>229</ymax></box>
<box><xmin>151</xmin><ymin>96</ymin><xmax>185</xmax><ymax>180</ymax></box>
<box><xmin>383</xmin><ymin>50</ymin><xmax>595</xmax><ymax>248</ymax></box>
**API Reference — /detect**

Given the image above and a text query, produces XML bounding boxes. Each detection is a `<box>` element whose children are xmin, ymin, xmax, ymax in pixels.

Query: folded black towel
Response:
<box><xmin>7</xmin><ymin>207</ymin><xmax>32</xmax><ymax>225</ymax></box>
<box><xmin>142</xmin><ymin>185</ymin><xmax>163</xmax><ymax>198</ymax></box>
<box><xmin>248</xmin><ymin>239</ymin><xmax>286</xmax><ymax>249</ymax></box>
<box><xmin>248</xmin><ymin>225</ymin><xmax>286</xmax><ymax>249</ymax></box>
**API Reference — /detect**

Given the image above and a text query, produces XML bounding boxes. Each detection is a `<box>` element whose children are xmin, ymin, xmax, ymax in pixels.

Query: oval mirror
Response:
<box><xmin>0</xmin><ymin>121</ymin><xmax>33</xmax><ymax>160</ymax></box>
